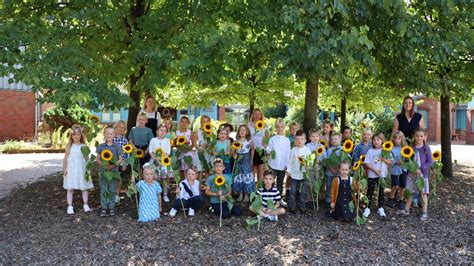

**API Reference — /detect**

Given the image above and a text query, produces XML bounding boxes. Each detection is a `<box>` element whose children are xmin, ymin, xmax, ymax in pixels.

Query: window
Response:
<box><xmin>456</xmin><ymin>109</ymin><xmax>467</xmax><ymax>130</ymax></box>
<box><xmin>418</xmin><ymin>109</ymin><xmax>428</xmax><ymax>128</ymax></box>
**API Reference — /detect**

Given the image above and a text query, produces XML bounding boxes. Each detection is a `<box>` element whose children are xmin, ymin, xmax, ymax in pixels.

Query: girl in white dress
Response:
<box><xmin>63</xmin><ymin>125</ymin><xmax>93</xmax><ymax>215</ymax></box>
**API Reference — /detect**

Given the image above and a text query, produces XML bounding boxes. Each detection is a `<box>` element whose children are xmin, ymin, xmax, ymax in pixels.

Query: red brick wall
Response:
<box><xmin>0</xmin><ymin>90</ymin><xmax>36</xmax><ymax>141</ymax></box>
<box><xmin>218</xmin><ymin>106</ymin><xmax>226</xmax><ymax>121</ymax></box>
<box><xmin>419</xmin><ymin>97</ymin><xmax>441</xmax><ymax>143</ymax></box>
<box><xmin>466</xmin><ymin>110</ymin><xmax>474</xmax><ymax>145</ymax></box>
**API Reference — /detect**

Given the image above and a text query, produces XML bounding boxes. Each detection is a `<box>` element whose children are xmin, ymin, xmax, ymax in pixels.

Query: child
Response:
<box><xmin>213</xmin><ymin>128</ymin><xmax>232</xmax><ymax>175</ymax></box>
<box><xmin>247</xmin><ymin>108</ymin><xmax>269</xmax><ymax>181</ymax></box>
<box><xmin>287</xmin><ymin>121</ymin><xmax>300</xmax><ymax>147</ymax></box>
<box><xmin>321</xmin><ymin>119</ymin><xmax>333</xmax><ymax>144</ymax></box>
<box><xmin>322</xmin><ymin>133</ymin><xmax>343</xmax><ymax>209</ymax></box>
<box><xmin>169</xmin><ymin>167</ymin><xmax>204</xmax><ymax>217</ymax></box>
<box><xmin>387</xmin><ymin>131</ymin><xmax>407</xmax><ymax>209</ymax></box>
<box><xmin>353</xmin><ymin>128</ymin><xmax>373</xmax><ymax>163</ymax></box>
<box><xmin>194</xmin><ymin>115</ymin><xmax>213</xmax><ymax>178</ymax></box>
<box><xmin>232</xmin><ymin>124</ymin><xmax>255</xmax><ymax>202</ymax></box>
<box><xmin>341</xmin><ymin>126</ymin><xmax>352</xmax><ymax>143</ymax></box>
<box><xmin>330</xmin><ymin>161</ymin><xmax>357</xmax><ymax>222</ymax></box>
<box><xmin>135</xmin><ymin>163</ymin><xmax>162</xmax><ymax>222</ymax></box>
<box><xmin>265</xmin><ymin>118</ymin><xmax>291</xmax><ymax>204</ymax></box>
<box><xmin>63</xmin><ymin>125</ymin><xmax>93</xmax><ymax>214</ymax></box>
<box><xmin>176</xmin><ymin>116</ymin><xmax>202</xmax><ymax>180</ymax></box>
<box><xmin>250</xmin><ymin>169</ymin><xmax>286</xmax><ymax>221</ymax></box>
<box><xmin>206</xmin><ymin>159</ymin><xmax>242</xmax><ymax>218</ymax></box>
<box><xmin>305</xmin><ymin>128</ymin><xmax>322</xmax><ymax>152</ymax></box>
<box><xmin>113</xmin><ymin>120</ymin><xmax>129</xmax><ymax>204</ymax></box>
<box><xmin>399</xmin><ymin>128</ymin><xmax>433</xmax><ymax>221</ymax></box>
<box><xmin>162</xmin><ymin>117</ymin><xmax>176</xmax><ymax>141</ymax></box>
<box><xmin>363</xmin><ymin>132</ymin><xmax>392</xmax><ymax>218</ymax></box>
<box><xmin>96</xmin><ymin>126</ymin><xmax>123</xmax><ymax>217</ymax></box>
<box><xmin>128</xmin><ymin>111</ymin><xmax>154</xmax><ymax>167</ymax></box>
<box><xmin>148</xmin><ymin>124</ymin><xmax>173</xmax><ymax>202</ymax></box>
<box><xmin>305</xmin><ymin>128</ymin><xmax>324</xmax><ymax>202</ymax></box>
<box><xmin>219</xmin><ymin>123</ymin><xmax>234</xmax><ymax>141</ymax></box>
<box><xmin>286</xmin><ymin>130</ymin><xmax>312</xmax><ymax>214</ymax></box>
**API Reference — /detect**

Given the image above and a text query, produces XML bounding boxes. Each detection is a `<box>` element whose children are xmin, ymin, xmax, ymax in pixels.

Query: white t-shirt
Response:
<box><xmin>266</xmin><ymin>135</ymin><xmax>291</xmax><ymax>171</ymax></box>
<box><xmin>178</xmin><ymin>180</ymin><xmax>201</xmax><ymax>200</ymax></box>
<box><xmin>248</xmin><ymin>122</ymin><xmax>267</xmax><ymax>149</ymax></box>
<box><xmin>364</xmin><ymin>148</ymin><xmax>388</xmax><ymax>178</ymax></box>
<box><xmin>148</xmin><ymin>137</ymin><xmax>171</xmax><ymax>155</ymax></box>
<box><xmin>286</xmin><ymin>146</ymin><xmax>312</xmax><ymax>180</ymax></box>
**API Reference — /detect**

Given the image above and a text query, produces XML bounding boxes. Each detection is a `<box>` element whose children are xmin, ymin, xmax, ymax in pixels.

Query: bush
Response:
<box><xmin>43</xmin><ymin>105</ymin><xmax>90</xmax><ymax>133</ymax></box>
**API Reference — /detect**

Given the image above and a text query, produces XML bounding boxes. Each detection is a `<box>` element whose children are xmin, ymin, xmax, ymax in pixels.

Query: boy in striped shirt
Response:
<box><xmin>250</xmin><ymin>169</ymin><xmax>286</xmax><ymax>221</ymax></box>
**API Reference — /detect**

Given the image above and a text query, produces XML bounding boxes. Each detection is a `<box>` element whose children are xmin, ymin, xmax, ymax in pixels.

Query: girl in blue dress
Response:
<box><xmin>136</xmin><ymin>164</ymin><xmax>162</xmax><ymax>222</ymax></box>
<box><xmin>213</xmin><ymin>128</ymin><xmax>231</xmax><ymax>174</ymax></box>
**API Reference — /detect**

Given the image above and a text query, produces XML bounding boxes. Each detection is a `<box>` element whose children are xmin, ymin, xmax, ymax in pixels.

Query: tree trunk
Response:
<box><xmin>127</xmin><ymin>73</ymin><xmax>142</xmax><ymax>133</ymax></box>
<box><xmin>341</xmin><ymin>95</ymin><xmax>347</xmax><ymax>128</ymax></box>
<box><xmin>440</xmin><ymin>94</ymin><xmax>453</xmax><ymax>178</ymax></box>
<box><xmin>303</xmin><ymin>78</ymin><xmax>319</xmax><ymax>135</ymax></box>
<box><xmin>248</xmin><ymin>91</ymin><xmax>255</xmax><ymax>121</ymax></box>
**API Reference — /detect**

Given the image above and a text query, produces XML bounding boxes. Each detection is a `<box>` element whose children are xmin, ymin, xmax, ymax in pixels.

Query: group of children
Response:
<box><xmin>63</xmin><ymin>108</ymin><xmax>434</xmax><ymax>223</ymax></box>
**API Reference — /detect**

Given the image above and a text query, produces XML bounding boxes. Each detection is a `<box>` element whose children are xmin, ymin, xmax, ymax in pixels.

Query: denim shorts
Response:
<box><xmin>391</xmin><ymin>173</ymin><xmax>407</xmax><ymax>188</ymax></box>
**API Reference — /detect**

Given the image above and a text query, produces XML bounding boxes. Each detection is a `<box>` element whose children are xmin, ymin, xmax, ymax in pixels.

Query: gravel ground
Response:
<box><xmin>0</xmin><ymin>164</ymin><xmax>472</xmax><ymax>264</ymax></box>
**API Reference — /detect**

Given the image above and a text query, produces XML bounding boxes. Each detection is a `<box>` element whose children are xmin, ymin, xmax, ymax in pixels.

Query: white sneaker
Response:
<box><xmin>267</xmin><ymin>215</ymin><xmax>278</xmax><ymax>222</ymax></box>
<box><xmin>280</xmin><ymin>199</ymin><xmax>288</xmax><ymax>207</ymax></box>
<box><xmin>377</xmin><ymin>207</ymin><xmax>386</xmax><ymax>217</ymax></box>
<box><xmin>67</xmin><ymin>206</ymin><xmax>74</xmax><ymax>215</ymax></box>
<box><xmin>363</xmin><ymin>208</ymin><xmax>370</xmax><ymax>218</ymax></box>
<box><xmin>169</xmin><ymin>208</ymin><xmax>177</xmax><ymax>217</ymax></box>
<box><xmin>115</xmin><ymin>195</ymin><xmax>120</xmax><ymax>204</ymax></box>
<box><xmin>163</xmin><ymin>195</ymin><xmax>170</xmax><ymax>203</ymax></box>
<box><xmin>188</xmin><ymin>208</ymin><xmax>195</xmax><ymax>216</ymax></box>
<box><xmin>83</xmin><ymin>204</ymin><xmax>91</xmax><ymax>212</ymax></box>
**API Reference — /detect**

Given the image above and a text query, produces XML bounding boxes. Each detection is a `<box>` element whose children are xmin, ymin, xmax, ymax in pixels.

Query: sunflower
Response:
<box><xmin>135</xmin><ymin>149</ymin><xmax>145</xmax><ymax>158</ymax></box>
<box><xmin>316</xmin><ymin>146</ymin><xmax>325</xmax><ymax>156</ymax></box>
<box><xmin>122</xmin><ymin>144</ymin><xmax>133</xmax><ymax>154</ymax></box>
<box><xmin>232</xmin><ymin>141</ymin><xmax>242</xmax><ymax>150</ymax></box>
<box><xmin>89</xmin><ymin>114</ymin><xmax>100</xmax><ymax>124</ymax></box>
<box><xmin>319</xmin><ymin>139</ymin><xmax>328</xmax><ymax>148</ymax></box>
<box><xmin>401</xmin><ymin>146</ymin><xmax>414</xmax><ymax>159</ymax></box>
<box><xmin>359</xmin><ymin>122</ymin><xmax>367</xmax><ymax>129</ymax></box>
<box><xmin>154</xmin><ymin>147</ymin><xmax>164</xmax><ymax>155</ymax></box>
<box><xmin>255</xmin><ymin>120</ymin><xmax>265</xmax><ymax>130</ymax></box>
<box><xmin>298</xmin><ymin>156</ymin><xmax>305</xmax><ymax>165</ymax></box>
<box><xmin>176</xmin><ymin>136</ymin><xmax>187</xmax><ymax>146</ymax></box>
<box><xmin>161</xmin><ymin>155</ymin><xmax>171</xmax><ymax>167</ymax></box>
<box><xmin>383</xmin><ymin>141</ymin><xmax>394</xmax><ymax>151</ymax></box>
<box><xmin>342</xmin><ymin>139</ymin><xmax>354</xmax><ymax>153</ymax></box>
<box><xmin>359</xmin><ymin>154</ymin><xmax>366</xmax><ymax>163</ymax></box>
<box><xmin>214</xmin><ymin>175</ymin><xmax>225</xmax><ymax>187</ymax></box>
<box><xmin>432</xmin><ymin>150</ymin><xmax>442</xmax><ymax>161</ymax></box>
<box><xmin>353</xmin><ymin>160</ymin><xmax>361</xmax><ymax>171</ymax></box>
<box><xmin>101</xmin><ymin>150</ymin><xmax>113</xmax><ymax>161</ymax></box>
<box><xmin>202</xmin><ymin>122</ymin><xmax>212</xmax><ymax>134</ymax></box>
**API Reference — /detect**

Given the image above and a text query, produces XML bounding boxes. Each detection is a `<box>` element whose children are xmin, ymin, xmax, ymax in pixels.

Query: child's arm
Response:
<box><xmin>191</xmin><ymin>131</ymin><xmax>198</xmax><ymax>149</ymax></box>
<box><xmin>250</xmin><ymin>140</ymin><xmax>255</xmax><ymax>162</ymax></box>
<box><xmin>128</xmin><ymin>129</ymin><xmax>137</xmax><ymax>149</ymax></box>
<box><xmin>63</xmin><ymin>148</ymin><xmax>70</xmax><ymax>176</ymax></box>
<box><xmin>96</xmin><ymin>148</ymin><xmax>102</xmax><ymax>167</ymax></box>
<box><xmin>225</xmin><ymin>140</ymin><xmax>231</xmax><ymax>156</ymax></box>
<box><xmin>364</xmin><ymin>163</ymin><xmax>381</xmax><ymax>176</ymax></box>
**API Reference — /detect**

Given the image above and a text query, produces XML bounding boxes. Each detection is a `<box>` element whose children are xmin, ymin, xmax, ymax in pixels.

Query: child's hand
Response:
<box><xmin>330</xmin><ymin>203</ymin><xmax>335</xmax><ymax>209</ymax></box>
<box><xmin>219</xmin><ymin>195</ymin><xmax>227</xmax><ymax>201</ymax></box>
<box><xmin>374</xmin><ymin>169</ymin><xmax>381</xmax><ymax>176</ymax></box>
<box><xmin>175</xmin><ymin>187</ymin><xmax>181</xmax><ymax>194</ymax></box>
<box><xmin>416</xmin><ymin>169</ymin><xmax>422</xmax><ymax>176</ymax></box>
<box><xmin>63</xmin><ymin>169</ymin><xmax>68</xmax><ymax>176</ymax></box>
<box><xmin>217</xmin><ymin>190</ymin><xmax>223</xmax><ymax>196</ymax></box>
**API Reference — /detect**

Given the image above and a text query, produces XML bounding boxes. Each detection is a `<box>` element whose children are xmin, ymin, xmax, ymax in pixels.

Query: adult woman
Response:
<box><xmin>392</xmin><ymin>96</ymin><xmax>424</xmax><ymax>140</ymax></box>
<box><xmin>143</xmin><ymin>95</ymin><xmax>162</xmax><ymax>137</ymax></box>
<box><xmin>247</xmin><ymin>108</ymin><xmax>269</xmax><ymax>181</ymax></box>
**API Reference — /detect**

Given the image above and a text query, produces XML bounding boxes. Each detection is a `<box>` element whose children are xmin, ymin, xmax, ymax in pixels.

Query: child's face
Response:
<box><xmin>289</xmin><ymin>125</ymin><xmax>298</xmax><ymax>135</ymax></box>
<box><xmin>157</xmin><ymin>127</ymin><xmax>167</xmax><ymax>138</ymax></box>
<box><xmin>115</xmin><ymin>123</ymin><xmax>126</xmax><ymax>136</ymax></box>
<box><xmin>331</xmin><ymin>135</ymin><xmax>341</xmax><ymax>146</ymax></box>
<box><xmin>224</xmin><ymin>126</ymin><xmax>232</xmax><ymax>133</ymax></box>
<box><xmin>143</xmin><ymin>169</ymin><xmax>155</xmax><ymax>183</ymax></box>
<box><xmin>179</xmin><ymin>119</ymin><xmax>189</xmax><ymax>130</ymax></box>
<box><xmin>214</xmin><ymin>163</ymin><xmax>225</xmax><ymax>174</ymax></box>
<box><xmin>164</xmin><ymin>120</ymin><xmax>172</xmax><ymax>130</ymax></box>
<box><xmin>275</xmin><ymin>123</ymin><xmax>285</xmax><ymax>135</ymax></box>
<box><xmin>363</xmin><ymin>132</ymin><xmax>372</xmax><ymax>142</ymax></box>
<box><xmin>71</xmin><ymin>131</ymin><xmax>82</xmax><ymax>143</ymax></box>
<box><xmin>137</xmin><ymin>115</ymin><xmax>147</xmax><ymax>127</ymax></box>
<box><xmin>186</xmin><ymin>169</ymin><xmax>197</xmax><ymax>182</ymax></box>
<box><xmin>323</xmin><ymin>123</ymin><xmax>331</xmax><ymax>134</ymax></box>
<box><xmin>393</xmin><ymin>135</ymin><xmax>402</xmax><ymax>145</ymax></box>
<box><xmin>373</xmin><ymin>136</ymin><xmax>383</xmax><ymax>148</ymax></box>
<box><xmin>104</xmin><ymin>128</ymin><xmax>114</xmax><ymax>142</ymax></box>
<box><xmin>339</xmin><ymin>164</ymin><xmax>350</xmax><ymax>177</ymax></box>
<box><xmin>201</xmin><ymin>117</ymin><xmax>210</xmax><ymax>126</ymax></box>
<box><xmin>414</xmin><ymin>131</ymin><xmax>425</xmax><ymax>145</ymax></box>
<box><xmin>295</xmin><ymin>135</ymin><xmax>306</xmax><ymax>147</ymax></box>
<box><xmin>342</xmin><ymin>129</ymin><xmax>351</xmax><ymax>140</ymax></box>
<box><xmin>263</xmin><ymin>174</ymin><xmax>274</xmax><ymax>188</ymax></box>
<box><xmin>310</xmin><ymin>133</ymin><xmax>320</xmax><ymax>144</ymax></box>
<box><xmin>238</xmin><ymin>127</ymin><xmax>247</xmax><ymax>138</ymax></box>
<box><xmin>218</xmin><ymin>130</ymin><xmax>227</xmax><ymax>141</ymax></box>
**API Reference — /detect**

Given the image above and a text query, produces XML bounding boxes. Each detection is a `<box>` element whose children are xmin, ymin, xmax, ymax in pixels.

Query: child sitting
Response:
<box><xmin>169</xmin><ymin>167</ymin><xmax>204</xmax><ymax>217</ymax></box>
<box><xmin>250</xmin><ymin>169</ymin><xmax>286</xmax><ymax>221</ymax></box>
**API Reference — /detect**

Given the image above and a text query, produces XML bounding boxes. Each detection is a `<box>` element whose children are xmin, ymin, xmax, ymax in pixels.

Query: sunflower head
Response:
<box><xmin>353</xmin><ymin>161</ymin><xmax>361</xmax><ymax>171</ymax></box>
<box><xmin>255</xmin><ymin>120</ymin><xmax>265</xmax><ymax>130</ymax></box>
<box><xmin>123</xmin><ymin>144</ymin><xmax>133</xmax><ymax>154</ymax></box>
<box><xmin>319</xmin><ymin>139</ymin><xmax>328</xmax><ymax>148</ymax></box>
<box><xmin>359</xmin><ymin>154</ymin><xmax>366</xmax><ymax>163</ymax></box>
<box><xmin>316</xmin><ymin>146</ymin><xmax>325</xmax><ymax>156</ymax></box>
<box><xmin>401</xmin><ymin>146</ymin><xmax>414</xmax><ymax>159</ymax></box>
<box><xmin>359</xmin><ymin>122</ymin><xmax>367</xmax><ymax>129</ymax></box>
<box><xmin>383</xmin><ymin>141</ymin><xmax>394</xmax><ymax>151</ymax></box>
<box><xmin>232</xmin><ymin>141</ymin><xmax>243</xmax><ymax>150</ymax></box>
<box><xmin>101</xmin><ymin>150</ymin><xmax>113</xmax><ymax>161</ymax></box>
<box><xmin>89</xmin><ymin>114</ymin><xmax>100</xmax><ymax>124</ymax></box>
<box><xmin>298</xmin><ymin>156</ymin><xmax>305</xmax><ymax>165</ymax></box>
<box><xmin>154</xmin><ymin>147</ymin><xmax>163</xmax><ymax>155</ymax></box>
<box><xmin>203</xmin><ymin>122</ymin><xmax>212</xmax><ymax>134</ymax></box>
<box><xmin>342</xmin><ymin>139</ymin><xmax>354</xmax><ymax>153</ymax></box>
<box><xmin>214</xmin><ymin>175</ymin><xmax>225</xmax><ymax>187</ymax></box>
<box><xmin>135</xmin><ymin>149</ymin><xmax>145</xmax><ymax>158</ymax></box>
<box><xmin>176</xmin><ymin>136</ymin><xmax>187</xmax><ymax>145</ymax></box>
<box><xmin>432</xmin><ymin>150</ymin><xmax>442</xmax><ymax>161</ymax></box>
<box><xmin>161</xmin><ymin>155</ymin><xmax>171</xmax><ymax>166</ymax></box>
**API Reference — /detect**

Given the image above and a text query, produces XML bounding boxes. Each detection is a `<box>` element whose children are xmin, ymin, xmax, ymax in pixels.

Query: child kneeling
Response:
<box><xmin>205</xmin><ymin>159</ymin><xmax>242</xmax><ymax>218</ymax></box>
<box><xmin>169</xmin><ymin>167</ymin><xmax>204</xmax><ymax>217</ymax></box>
<box><xmin>250</xmin><ymin>169</ymin><xmax>285</xmax><ymax>221</ymax></box>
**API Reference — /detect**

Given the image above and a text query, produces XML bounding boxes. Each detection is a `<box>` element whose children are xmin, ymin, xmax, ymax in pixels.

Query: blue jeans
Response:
<box><xmin>210</xmin><ymin>202</ymin><xmax>242</xmax><ymax>218</ymax></box>
<box><xmin>99</xmin><ymin>172</ymin><xmax>117</xmax><ymax>210</ymax></box>
<box><xmin>289</xmin><ymin>178</ymin><xmax>307</xmax><ymax>210</ymax></box>
<box><xmin>172</xmin><ymin>195</ymin><xmax>204</xmax><ymax>210</ymax></box>
<box><xmin>325</xmin><ymin>175</ymin><xmax>334</xmax><ymax>204</ymax></box>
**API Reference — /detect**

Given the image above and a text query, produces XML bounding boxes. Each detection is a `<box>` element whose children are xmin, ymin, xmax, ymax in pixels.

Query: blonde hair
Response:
<box><xmin>114</xmin><ymin>120</ymin><xmax>127</xmax><ymax>134</ymax></box>
<box><xmin>65</xmin><ymin>124</ymin><xmax>87</xmax><ymax>152</ymax></box>
<box><xmin>250</xmin><ymin>108</ymin><xmax>264</xmax><ymax>122</ymax></box>
<box><xmin>143</xmin><ymin>95</ymin><xmax>157</xmax><ymax>111</ymax></box>
<box><xmin>162</xmin><ymin>117</ymin><xmax>173</xmax><ymax>130</ymax></box>
<box><xmin>391</xmin><ymin>130</ymin><xmax>407</xmax><ymax>147</ymax></box>
<box><xmin>137</xmin><ymin>111</ymin><xmax>148</xmax><ymax>119</ymax></box>
<box><xmin>289</xmin><ymin>121</ymin><xmax>300</xmax><ymax>129</ymax></box>
<box><xmin>275</xmin><ymin>118</ymin><xmax>285</xmax><ymax>127</ymax></box>
<box><xmin>361</xmin><ymin>128</ymin><xmax>373</xmax><ymax>141</ymax></box>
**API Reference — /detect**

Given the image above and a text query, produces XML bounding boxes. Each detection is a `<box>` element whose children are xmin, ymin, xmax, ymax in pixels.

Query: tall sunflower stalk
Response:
<box><xmin>374</xmin><ymin>141</ymin><xmax>394</xmax><ymax>207</ymax></box>
<box><xmin>430</xmin><ymin>151</ymin><xmax>443</xmax><ymax>206</ymax></box>
<box><xmin>352</xmin><ymin>158</ymin><xmax>368</xmax><ymax>225</ymax></box>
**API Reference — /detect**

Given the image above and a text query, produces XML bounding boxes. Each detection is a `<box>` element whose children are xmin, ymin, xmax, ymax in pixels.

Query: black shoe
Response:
<box><xmin>387</xmin><ymin>198</ymin><xmax>396</xmax><ymax>208</ymax></box>
<box><xmin>289</xmin><ymin>208</ymin><xmax>297</xmax><ymax>214</ymax></box>
<box><xmin>325</xmin><ymin>209</ymin><xmax>332</xmax><ymax>218</ymax></box>
<box><xmin>299</xmin><ymin>208</ymin><xmax>307</xmax><ymax>215</ymax></box>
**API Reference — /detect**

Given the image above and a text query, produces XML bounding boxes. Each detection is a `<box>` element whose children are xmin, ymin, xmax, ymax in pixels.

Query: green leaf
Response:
<box><xmin>356</xmin><ymin>215</ymin><xmax>367</xmax><ymax>225</ymax></box>
<box><xmin>267</xmin><ymin>199</ymin><xmax>276</xmax><ymax>210</ymax></box>
<box><xmin>250</xmin><ymin>194</ymin><xmax>263</xmax><ymax>214</ymax></box>
<box><xmin>80</xmin><ymin>145</ymin><xmax>91</xmax><ymax>157</ymax></box>
<box><xmin>415</xmin><ymin>176</ymin><xmax>425</xmax><ymax>191</ymax></box>
<box><xmin>403</xmin><ymin>189</ymin><xmax>412</xmax><ymax>199</ymax></box>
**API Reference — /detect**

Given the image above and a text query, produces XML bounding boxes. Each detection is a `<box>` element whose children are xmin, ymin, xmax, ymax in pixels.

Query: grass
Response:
<box><xmin>0</xmin><ymin>140</ymin><xmax>43</xmax><ymax>153</ymax></box>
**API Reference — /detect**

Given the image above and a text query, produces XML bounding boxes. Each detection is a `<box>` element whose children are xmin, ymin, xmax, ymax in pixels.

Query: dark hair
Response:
<box><xmin>219</xmin><ymin>123</ymin><xmax>234</xmax><ymax>132</ymax></box>
<box><xmin>401</xmin><ymin>96</ymin><xmax>415</xmax><ymax>118</ymax></box>
<box><xmin>295</xmin><ymin>129</ymin><xmax>306</xmax><ymax>137</ymax></box>
<box><xmin>237</xmin><ymin>124</ymin><xmax>251</xmax><ymax>140</ymax></box>
<box><xmin>263</xmin><ymin>169</ymin><xmax>276</xmax><ymax>177</ymax></box>
<box><xmin>372</xmin><ymin>132</ymin><xmax>385</xmax><ymax>146</ymax></box>
<box><xmin>213</xmin><ymin>158</ymin><xmax>224</xmax><ymax>166</ymax></box>
<box><xmin>341</xmin><ymin>126</ymin><xmax>351</xmax><ymax>134</ymax></box>
<box><xmin>179</xmin><ymin>115</ymin><xmax>190</xmax><ymax>124</ymax></box>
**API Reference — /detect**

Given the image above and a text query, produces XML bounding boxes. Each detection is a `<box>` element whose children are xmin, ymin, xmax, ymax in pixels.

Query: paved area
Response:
<box><xmin>0</xmin><ymin>144</ymin><xmax>472</xmax><ymax>199</ymax></box>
